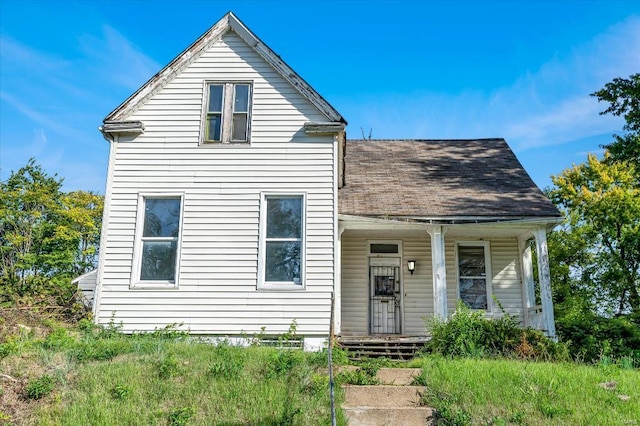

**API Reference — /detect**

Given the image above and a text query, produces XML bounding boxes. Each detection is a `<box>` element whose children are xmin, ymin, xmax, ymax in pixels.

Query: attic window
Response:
<box><xmin>203</xmin><ymin>82</ymin><xmax>252</xmax><ymax>143</ymax></box>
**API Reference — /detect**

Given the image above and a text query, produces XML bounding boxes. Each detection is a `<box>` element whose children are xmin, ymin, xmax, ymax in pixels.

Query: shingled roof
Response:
<box><xmin>338</xmin><ymin>139</ymin><xmax>561</xmax><ymax>219</ymax></box>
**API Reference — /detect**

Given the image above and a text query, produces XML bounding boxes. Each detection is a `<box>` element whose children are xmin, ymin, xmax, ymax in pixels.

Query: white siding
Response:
<box><xmin>97</xmin><ymin>32</ymin><xmax>335</xmax><ymax>336</ymax></box>
<box><xmin>340</xmin><ymin>233</ymin><xmax>432</xmax><ymax>336</ymax></box>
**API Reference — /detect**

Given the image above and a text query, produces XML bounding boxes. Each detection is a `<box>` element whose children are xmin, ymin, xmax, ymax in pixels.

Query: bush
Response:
<box><xmin>426</xmin><ymin>301</ymin><xmax>567</xmax><ymax>361</ymax></box>
<box><xmin>556</xmin><ymin>312</ymin><xmax>640</xmax><ymax>365</ymax></box>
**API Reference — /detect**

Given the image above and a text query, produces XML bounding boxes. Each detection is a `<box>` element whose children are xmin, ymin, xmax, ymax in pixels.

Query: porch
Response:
<box><xmin>335</xmin><ymin>216</ymin><xmax>557</xmax><ymax>341</ymax></box>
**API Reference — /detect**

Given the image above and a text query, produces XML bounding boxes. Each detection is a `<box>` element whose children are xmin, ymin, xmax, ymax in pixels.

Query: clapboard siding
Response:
<box><xmin>96</xmin><ymin>31</ymin><xmax>336</xmax><ymax>336</ymax></box>
<box><xmin>340</xmin><ymin>233</ymin><xmax>433</xmax><ymax>336</ymax></box>
<box><xmin>445</xmin><ymin>237</ymin><xmax>524</xmax><ymax>323</ymax></box>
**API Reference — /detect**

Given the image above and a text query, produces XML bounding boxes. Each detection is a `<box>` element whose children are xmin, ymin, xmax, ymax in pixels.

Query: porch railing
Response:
<box><xmin>527</xmin><ymin>305</ymin><xmax>544</xmax><ymax>330</ymax></box>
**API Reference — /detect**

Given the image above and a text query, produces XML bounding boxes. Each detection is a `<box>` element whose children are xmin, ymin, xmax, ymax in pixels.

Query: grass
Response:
<box><xmin>1</xmin><ymin>310</ymin><xmax>639</xmax><ymax>426</ymax></box>
<box><xmin>0</xmin><ymin>315</ymin><xmax>345</xmax><ymax>426</ymax></box>
<box><xmin>407</xmin><ymin>355</ymin><xmax>640</xmax><ymax>425</ymax></box>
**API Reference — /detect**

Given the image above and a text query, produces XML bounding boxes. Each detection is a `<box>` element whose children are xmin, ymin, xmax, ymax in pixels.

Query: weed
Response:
<box><xmin>303</xmin><ymin>373</ymin><xmax>329</xmax><ymax>395</ymax></box>
<box><xmin>412</xmin><ymin>369</ymin><xmax>428</xmax><ymax>386</ymax></box>
<box><xmin>168</xmin><ymin>406</ymin><xmax>195</xmax><ymax>426</ymax></box>
<box><xmin>208</xmin><ymin>357</ymin><xmax>244</xmax><ymax>379</ymax></box>
<box><xmin>110</xmin><ymin>384</ymin><xmax>130</xmax><ymax>400</ymax></box>
<box><xmin>42</xmin><ymin>326</ymin><xmax>75</xmax><ymax>350</ymax></box>
<box><xmin>267</xmin><ymin>349</ymin><xmax>304</xmax><ymax>378</ymax></box>
<box><xmin>25</xmin><ymin>375</ymin><xmax>55</xmax><ymax>400</ymax></box>
<box><xmin>157</xmin><ymin>353</ymin><xmax>180</xmax><ymax>378</ymax></box>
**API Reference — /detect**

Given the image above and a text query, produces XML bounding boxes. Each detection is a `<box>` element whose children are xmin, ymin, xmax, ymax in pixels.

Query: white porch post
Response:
<box><xmin>532</xmin><ymin>227</ymin><xmax>556</xmax><ymax>340</ymax></box>
<box><xmin>518</xmin><ymin>236</ymin><xmax>536</xmax><ymax>325</ymax></box>
<box><xmin>430</xmin><ymin>225</ymin><xmax>448</xmax><ymax>319</ymax></box>
<box><xmin>334</xmin><ymin>226</ymin><xmax>345</xmax><ymax>334</ymax></box>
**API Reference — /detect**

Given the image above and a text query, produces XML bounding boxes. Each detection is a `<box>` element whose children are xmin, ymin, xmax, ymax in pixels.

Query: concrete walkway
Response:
<box><xmin>342</xmin><ymin>368</ymin><xmax>434</xmax><ymax>425</ymax></box>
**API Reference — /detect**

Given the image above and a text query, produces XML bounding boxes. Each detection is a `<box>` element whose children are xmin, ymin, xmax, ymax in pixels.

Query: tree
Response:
<box><xmin>0</xmin><ymin>159</ymin><xmax>103</xmax><ymax>301</ymax></box>
<box><xmin>550</xmin><ymin>154</ymin><xmax>640</xmax><ymax>315</ymax></box>
<box><xmin>591</xmin><ymin>73</ymin><xmax>640</xmax><ymax>169</ymax></box>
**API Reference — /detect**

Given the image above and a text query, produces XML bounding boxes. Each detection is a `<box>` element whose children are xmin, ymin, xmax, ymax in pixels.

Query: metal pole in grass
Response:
<box><xmin>329</xmin><ymin>291</ymin><xmax>336</xmax><ymax>426</ymax></box>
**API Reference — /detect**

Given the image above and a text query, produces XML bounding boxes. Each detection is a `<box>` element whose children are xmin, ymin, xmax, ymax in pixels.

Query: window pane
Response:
<box><xmin>458</xmin><ymin>246</ymin><xmax>486</xmax><ymax>276</ymax></box>
<box><xmin>370</xmin><ymin>244</ymin><xmax>398</xmax><ymax>254</ymax></box>
<box><xmin>232</xmin><ymin>114</ymin><xmax>247</xmax><ymax>141</ymax></box>
<box><xmin>140</xmin><ymin>241</ymin><xmax>177</xmax><ymax>281</ymax></box>
<box><xmin>206</xmin><ymin>114</ymin><xmax>222</xmax><ymax>141</ymax></box>
<box><xmin>459</xmin><ymin>278</ymin><xmax>487</xmax><ymax>309</ymax></box>
<box><xmin>266</xmin><ymin>197</ymin><xmax>302</xmax><ymax>238</ymax></box>
<box><xmin>265</xmin><ymin>241</ymin><xmax>301</xmax><ymax>282</ymax></box>
<box><xmin>143</xmin><ymin>198</ymin><xmax>181</xmax><ymax>237</ymax></box>
<box><xmin>208</xmin><ymin>84</ymin><xmax>223</xmax><ymax>112</ymax></box>
<box><xmin>234</xmin><ymin>84</ymin><xmax>249</xmax><ymax>113</ymax></box>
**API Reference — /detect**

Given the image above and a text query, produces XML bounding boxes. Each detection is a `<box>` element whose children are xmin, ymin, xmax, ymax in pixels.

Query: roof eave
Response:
<box><xmin>339</xmin><ymin>213</ymin><xmax>563</xmax><ymax>227</ymax></box>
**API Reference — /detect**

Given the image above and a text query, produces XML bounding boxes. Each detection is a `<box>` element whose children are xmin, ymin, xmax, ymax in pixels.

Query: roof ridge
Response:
<box><xmin>346</xmin><ymin>138</ymin><xmax>506</xmax><ymax>142</ymax></box>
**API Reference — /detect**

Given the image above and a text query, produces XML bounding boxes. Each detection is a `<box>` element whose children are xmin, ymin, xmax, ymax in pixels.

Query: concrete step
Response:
<box><xmin>376</xmin><ymin>368</ymin><xmax>422</xmax><ymax>385</ymax></box>
<box><xmin>343</xmin><ymin>385</ymin><xmax>425</xmax><ymax>408</ymax></box>
<box><xmin>344</xmin><ymin>407</ymin><xmax>434</xmax><ymax>426</ymax></box>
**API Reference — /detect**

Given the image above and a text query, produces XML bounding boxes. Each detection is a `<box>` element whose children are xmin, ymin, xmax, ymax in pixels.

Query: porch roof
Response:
<box><xmin>338</xmin><ymin>139</ymin><xmax>561</xmax><ymax>219</ymax></box>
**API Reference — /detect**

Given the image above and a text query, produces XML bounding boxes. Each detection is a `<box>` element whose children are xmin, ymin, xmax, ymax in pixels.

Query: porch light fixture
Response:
<box><xmin>407</xmin><ymin>260</ymin><xmax>416</xmax><ymax>275</ymax></box>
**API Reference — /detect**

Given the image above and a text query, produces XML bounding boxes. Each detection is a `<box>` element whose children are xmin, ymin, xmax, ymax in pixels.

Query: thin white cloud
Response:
<box><xmin>343</xmin><ymin>16</ymin><xmax>640</xmax><ymax>151</ymax></box>
<box><xmin>79</xmin><ymin>25</ymin><xmax>160</xmax><ymax>91</ymax></box>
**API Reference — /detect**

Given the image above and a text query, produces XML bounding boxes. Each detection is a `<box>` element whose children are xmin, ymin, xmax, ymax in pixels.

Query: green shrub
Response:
<box><xmin>25</xmin><ymin>375</ymin><xmax>55</xmax><ymax>400</ymax></box>
<box><xmin>556</xmin><ymin>313</ymin><xmax>640</xmax><ymax>365</ymax></box>
<box><xmin>426</xmin><ymin>301</ymin><xmax>567</xmax><ymax>361</ymax></box>
<box><xmin>267</xmin><ymin>349</ymin><xmax>304</xmax><ymax>378</ymax></box>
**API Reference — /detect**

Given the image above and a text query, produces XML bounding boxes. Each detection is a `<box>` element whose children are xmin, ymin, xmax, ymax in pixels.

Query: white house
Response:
<box><xmin>90</xmin><ymin>12</ymin><xmax>561</xmax><ymax>351</ymax></box>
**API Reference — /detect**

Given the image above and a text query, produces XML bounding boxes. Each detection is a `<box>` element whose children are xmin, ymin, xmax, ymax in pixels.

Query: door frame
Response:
<box><xmin>367</xmin><ymin>240</ymin><xmax>404</xmax><ymax>335</ymax></box>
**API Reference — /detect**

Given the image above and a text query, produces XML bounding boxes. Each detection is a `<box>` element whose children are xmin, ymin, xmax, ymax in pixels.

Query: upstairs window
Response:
<box><xmin>457</xmin><ymin>242</ymin><xmax>492</xmax><ymax>310</ymax></box>
<box><xmin>203</xmin><ymin>82</ymin><xmax>252</xmax><ymax>143</ymax></box>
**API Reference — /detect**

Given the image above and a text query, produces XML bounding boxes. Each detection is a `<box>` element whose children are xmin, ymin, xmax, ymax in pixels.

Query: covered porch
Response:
<box><xmin>334</xmin><ymin>215</ymin><xmax>558</xmax><ymax>340</ymax></box>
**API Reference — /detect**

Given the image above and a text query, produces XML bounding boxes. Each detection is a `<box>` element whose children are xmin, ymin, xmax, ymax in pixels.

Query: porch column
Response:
<box><xmin>532</xmin><ymin>227</ymin><xmax>557</xmax><ymax>340</ymax></box>
<box><xmin>430</xmin><ymin>225</ymin><xmax>448</xmax><ymax>319</ymax></box>
<box><xmin>518</xmin><ymin>236</ymin><xmax>536</xmax><ymax>324</ymax></box>
<box><xmin>334</xmin><ymin>226</ymin><xmax>345</xmax><ymax>334</ymax></box>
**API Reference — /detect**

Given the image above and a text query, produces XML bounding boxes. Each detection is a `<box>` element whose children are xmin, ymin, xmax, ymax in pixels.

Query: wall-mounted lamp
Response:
<box><xmin>407</xmin><ymin>260</ymin><xmax>416</xmax><ymax>276</ymax></box>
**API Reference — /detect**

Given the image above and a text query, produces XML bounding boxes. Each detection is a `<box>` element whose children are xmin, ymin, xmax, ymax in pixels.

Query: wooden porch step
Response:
<box><xmin>337</xmin><ymin>338</ymin><xmax>427</xmax><ymax>360</ymax></box>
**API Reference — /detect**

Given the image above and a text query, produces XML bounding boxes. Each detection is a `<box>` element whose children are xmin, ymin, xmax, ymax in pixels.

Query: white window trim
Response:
<box><xmin>455</xmin><ymin>241</ymin><xmax>493</xmax><ymax>312</ymax></box>
<box><xmin>131</xmin><ymin>193</ymin><xmax>184</xmax><ymax>289</ymax></box>
<box><xmin>258</xmin><ymin>192</ymin><xmax>306</xmax><ymax>291</ymax></box>
<box><xmin>200</xmin><ymin>81</ymin><xmax>253</xmax><ymax>144</ymax></box>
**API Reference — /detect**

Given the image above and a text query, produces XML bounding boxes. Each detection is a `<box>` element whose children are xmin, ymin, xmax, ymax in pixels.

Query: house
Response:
<box><xmin>90</xmin><ymin>12</ymin><xmax>561</xmax><ymax>350</ymax></box>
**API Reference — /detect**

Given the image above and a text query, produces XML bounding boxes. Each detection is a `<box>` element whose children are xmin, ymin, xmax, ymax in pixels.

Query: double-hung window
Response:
<box><xmin>260</xmin><ymin>194</ymin><xmax>305</xmax><ymax>289</ymax></box>
<box><xmin>203</xmin><ymin>82</ymin><xmax>252</xmax><ymax>143</ymax></box>
<box><xmin>457</xmin><ymin>242</ymin><xmax>492</xmax><ymax>310</ymax></box>
<box><xmin>132</xmin><ymin>195</ymin><xmax>183</xmax><ymax>288</ymax></box>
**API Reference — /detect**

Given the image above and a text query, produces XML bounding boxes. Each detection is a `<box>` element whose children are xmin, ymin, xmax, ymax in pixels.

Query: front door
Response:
<box><xmin>369</xmin><ymin>257</ymin><xmax>401</xmax><ymax>334</ymax></box>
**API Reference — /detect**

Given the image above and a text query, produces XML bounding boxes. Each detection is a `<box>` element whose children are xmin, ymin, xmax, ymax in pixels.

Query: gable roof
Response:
<box><xmin>338</xmin><ymin>139</ymin><xmax>561</xmax><ymax>220</ymax></box>
<box><xmin>104</xmin><ymin>12</ymin><xmax>345</xmax><ymax>124</ymax></box>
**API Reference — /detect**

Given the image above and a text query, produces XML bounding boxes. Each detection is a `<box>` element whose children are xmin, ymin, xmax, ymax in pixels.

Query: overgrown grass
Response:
<box><xmin>407</xmin><ymin>355</ymin><xmax>640</xmax><ymax>425</ymax></box>
<box><xmin>0</xmin><ymin>318</ymin><xmax>345</xmax><ymax>425</ymax></box>
<box><xmin>2</xmin><ymin>312</ymin><xmax>639</xmax><ymax>425</ymax></box>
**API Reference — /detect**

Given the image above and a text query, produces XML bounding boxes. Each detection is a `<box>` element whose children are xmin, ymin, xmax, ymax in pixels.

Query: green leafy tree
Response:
<box><xmin>591</xmin><ymin>73</ymin><xmax>640</xmax><ymax>169</ymax></box>
<box><xmin>550</xmin><ymin>154</ymin><xmax>640</xmax><ymax>315</ymax></box>
<box><xmin>0</xmin><ymin>159</ymin><xmax>103</xmax><ymax>302</ymax></box>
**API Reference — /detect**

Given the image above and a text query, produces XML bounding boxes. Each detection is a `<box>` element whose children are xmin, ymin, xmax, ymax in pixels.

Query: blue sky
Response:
<box><xmin>1</xmin><ymin>0</ymin><xmax>638</xmax><ymax>193</ymax></box>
